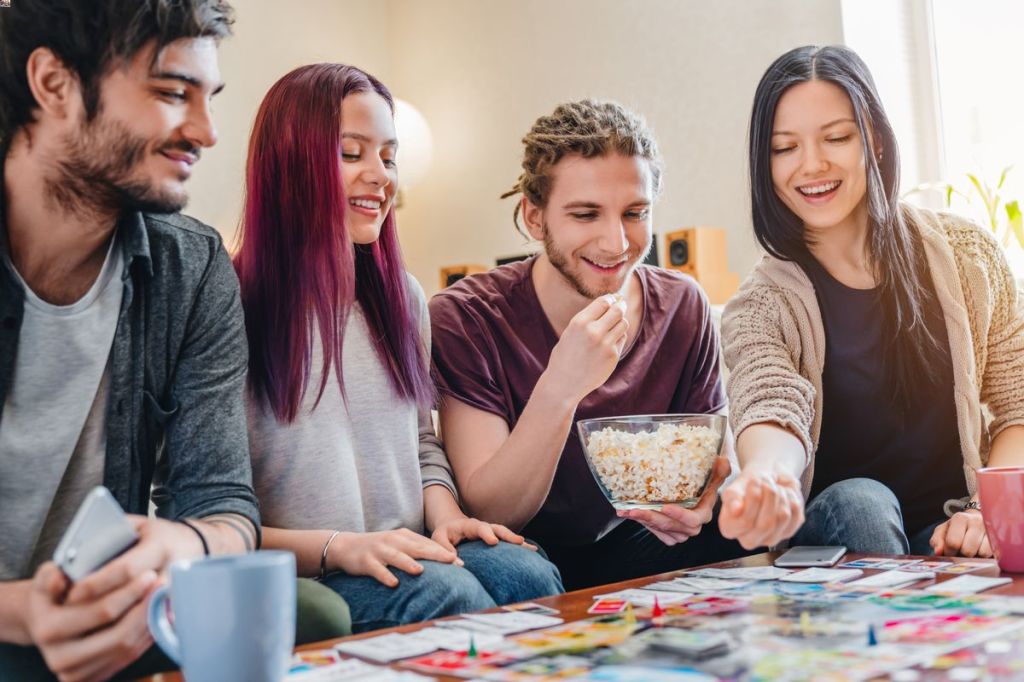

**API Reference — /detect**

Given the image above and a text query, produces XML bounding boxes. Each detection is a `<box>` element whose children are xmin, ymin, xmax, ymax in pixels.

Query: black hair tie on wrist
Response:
<box><xmin>179</xmin><ymin>519</ymin><xmax>210</xmax><ymax>557</ymax></box>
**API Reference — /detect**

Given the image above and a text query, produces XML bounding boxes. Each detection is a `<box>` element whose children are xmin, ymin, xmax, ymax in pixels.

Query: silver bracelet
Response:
<box><xmin>319</xmin><ymin>531</ymin><xmax>341</xmax><ymax>580</ymax></box>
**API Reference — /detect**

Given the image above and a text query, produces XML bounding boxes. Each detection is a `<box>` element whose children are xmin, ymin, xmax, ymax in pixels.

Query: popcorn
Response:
<box><xmin>585</xmin><ymin>422</ymin><xmax>719</xmax><ymax>504</ymax></box>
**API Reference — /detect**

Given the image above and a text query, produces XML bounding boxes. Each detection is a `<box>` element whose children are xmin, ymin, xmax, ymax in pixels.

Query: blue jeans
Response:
<box><xmin>792</xmin><ymin>478</ymin><xmax>941</xmax><ymax>555</ymax></box>
<box><xmin>320</xmin><ymin>540</ymin><xmax>563</xmax><ymax>633</ymax></box>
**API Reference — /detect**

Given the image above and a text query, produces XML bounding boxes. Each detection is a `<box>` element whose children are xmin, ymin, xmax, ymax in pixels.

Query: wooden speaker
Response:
<box><xmin>440</xmin><ymin>264</ymin><xmax>488</xmax><ymax>289</ymax></box>
<box><xmin>663</xmin><ymin>227</ymin><xmax>740</xmax><ymax>304</ymax></box>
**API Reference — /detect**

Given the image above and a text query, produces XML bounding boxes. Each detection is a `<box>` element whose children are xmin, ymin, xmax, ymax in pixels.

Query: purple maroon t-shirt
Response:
<box><xmin>429</xmin><ymin>257</ymin><xmax>726</xmax><ymax>547</ymax></box>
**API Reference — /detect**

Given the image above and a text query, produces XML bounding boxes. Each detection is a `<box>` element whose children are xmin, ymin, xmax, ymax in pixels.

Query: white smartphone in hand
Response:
<box><xmin>774</xmin><ymin>546</ymin><xmax>847</xmax><ymax>568</ymax></box>
<box><xmin>53</xmin><ymin>486</ymin><xmax>139</xmax><ymax>582</ymax></box>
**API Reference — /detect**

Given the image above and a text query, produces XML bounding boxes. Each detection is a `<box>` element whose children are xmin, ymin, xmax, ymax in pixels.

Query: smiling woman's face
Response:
<box><xmin>770</xmin><ymin>79</ymin><xmax>871</xmax><ymax>233</ymax></box>
<box><xmin>339</xmin><ymin>92</ymin><xmax>397</xmax><ymax>244</ymax></box>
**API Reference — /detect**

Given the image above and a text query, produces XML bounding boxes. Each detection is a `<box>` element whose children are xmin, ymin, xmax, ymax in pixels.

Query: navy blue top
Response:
<box><xmin>802</xmin><ymin>257</ymin><xmax>965</xmax><ymax>535</ymax></box>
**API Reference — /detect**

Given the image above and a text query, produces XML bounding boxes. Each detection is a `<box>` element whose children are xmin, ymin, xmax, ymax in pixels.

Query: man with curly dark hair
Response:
<box><xmin>0</xmin><ymin>2</ymin><xmax>349</xmax><ymax>678</ymax></box>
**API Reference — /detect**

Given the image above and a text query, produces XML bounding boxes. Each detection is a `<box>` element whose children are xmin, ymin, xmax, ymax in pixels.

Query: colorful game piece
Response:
<box><xmin>624</xmin><ymin>602</ymin><xmax>636</xmax><ymax>627</ymax></box>
<box><xmin>800</xmin><ymin>611</ymin><xmax>811</xmax><ymax>636</ymax></box>
<box><xmin>651</xmin><ymin>596</ymin><xmax>664</xmax><ymax>618</ymax></box>
<box><xmin>868</xmin><ymin>624</ymin><xmax>878</xmax><ymax>646</ymax></box>
<box><xmin>467</xmin><ymin>635</ymin><xmax>477</xmax><ymax>658</ymax></box>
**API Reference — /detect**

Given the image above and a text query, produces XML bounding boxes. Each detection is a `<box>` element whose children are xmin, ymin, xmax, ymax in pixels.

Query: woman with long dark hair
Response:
<box><xmin>234</xmin><ymin>63</ymin><xmax>562</xmax><ymax>632</ymax></box>
<box><xmin>717</xmin><ymin>45</ymin><xmax>1024</xmax><ymax>556</ymax></box>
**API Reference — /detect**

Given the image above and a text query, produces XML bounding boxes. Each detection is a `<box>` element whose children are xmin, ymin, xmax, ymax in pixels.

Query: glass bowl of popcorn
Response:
<box><xmin>577</xmin><ymin>414</ymin><xmax>726</xmax><ymax>510</ymax></box>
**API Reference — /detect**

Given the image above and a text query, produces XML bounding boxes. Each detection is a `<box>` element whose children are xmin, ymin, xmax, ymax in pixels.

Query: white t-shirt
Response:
<box><xmin>247</xmin><ymin>276</ymin><xmax>455</xmax><ymax>535</ymax></box>
<box><xmin>0</xmin><ymin>237</ymin><xmax>123</xmax><ymax>580</ymax></box>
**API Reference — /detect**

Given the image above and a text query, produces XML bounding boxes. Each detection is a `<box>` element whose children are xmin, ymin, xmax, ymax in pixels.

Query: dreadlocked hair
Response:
<box><xmin>500</xmin><ymin>99</ymin><xmax>663</xmax><ymax>237</ymax></box>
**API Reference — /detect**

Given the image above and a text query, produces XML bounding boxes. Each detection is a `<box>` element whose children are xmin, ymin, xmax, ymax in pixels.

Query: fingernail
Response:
<box><xmin>141</xmin><ymin>570</ymin><xmax>157</xmax><ymax>587</ymax></box>
<box><xmin>456</xmin><ymin>558</ymin><xmax>465</xmax><ymax>567</ymax></box>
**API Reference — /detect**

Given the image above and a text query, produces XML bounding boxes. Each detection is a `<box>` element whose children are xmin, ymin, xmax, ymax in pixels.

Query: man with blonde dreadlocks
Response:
<box><xmin>430</xmin><ymin>100</ymin><xmax>748</xmax><ymax>590</ymax></box>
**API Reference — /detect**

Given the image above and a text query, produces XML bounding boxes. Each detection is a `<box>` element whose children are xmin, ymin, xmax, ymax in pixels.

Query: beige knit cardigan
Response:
<box><xmin>722</xmin><ymin>204</ymin><xmax>1024</xmax><ymax>500</ymax></box>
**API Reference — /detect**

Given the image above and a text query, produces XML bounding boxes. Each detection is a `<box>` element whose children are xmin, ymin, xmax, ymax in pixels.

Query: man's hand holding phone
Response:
<box><xmin>22</xmin><ymin>489</ymin><xmax>208</xmax><ymax>681</ymax></box>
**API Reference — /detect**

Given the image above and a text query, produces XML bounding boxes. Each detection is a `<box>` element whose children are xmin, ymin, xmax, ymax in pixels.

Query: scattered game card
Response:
<box><xmin>838</xmin><ymin>558</ymin><xmax>887</xmax><ymax>569</ymax></box>
<box><xmin>975</xmin><ymin>595</ymin><xmax>1024</xmax><ymax>614</ymax></box>
<box><xmin>640</xmin><ymin>628</ymin><xmax>735</xmax><ymax>657</ymax></box>
<box><xmin>589</xmin><ymin>598</ymin><xmax>628</xmax><ymax>614</ymax></box>
<box><xmin>434</xmin><ymin>617</ymin><xmax>510</xmax><ymax>635</ymax></box>
<box><xmin>648</xmin><ymin>595</ymin><xmax>748</xmax><ymax>617</ymax></box>
<box><xmin>502</xmin><ymin>601</ymin><xmax>560</xmax><ymax>616</ymax></box>
<box><xmin>671</xmin><ymin>576</ymin><xmax>753</xmax><ymax>592</ymax></box>
<box><xmin>402</xmin><ymin>626</ymin><xmax>505</xmax><ymax>652</ymax></box>
<box><xmin>289</xmin><ymin>657</ymin><xmax>430</xmax><ymax>681</ymax></box>
<box><xmin>686</xmin><ymin>566</ymin><xmax>792</xmax><ymax>581</ymax></box>
<box><xmin>334</xmin><ymin>633</ymin><xmax>438</xmax><ymax>662</ymax></box>
<box><xmin>779</xmin><ymin>567</ymin><xmax>863</xmax><ymax>583</ymax></box>
<box><xmin>593</xmin><ymin>588</ymin><xmax>691</xmax><ymax>608</ymax></box>
<box><xmin>643</xmin><ymin>579</ymin><xmax>697</xmax><ymax>594</ymax></box>
<box><xmin>870</xmin><ymin>558</ymin><xmax>923</xmax><ymax>570</ymax></box>
<box><xmin>925</xmin><ymin>575</ymin><xmax>1012</xmax><ymax>594</ymax></box>
<box><xmin>460</xmin><ymin>611</ymin><xmax>563</xmax><ymax>633</ymax></box>
<box><xmin>586</xmin><ymin>664</ymin><xmax>718</xmax><ymax>681</ymax></box>
<box><xmin>771</xmin><ymin>582</ymin><xmax>828</xmax><ymax>596</ymax></box>
<box><xmin>822</xmin><ymin>587</ymin><xmax>878</xmax><ymax>601</ymax></box>
<box><xmin>403</xmin><ymin>649</ymin><xmax>514</xmax><ymax>675</ymax></box>
<box><xmin>847</xmin><ymin>570</ymin><xmax>934</xmax><ymax>589</ymax></box>
<box><xmin>903</xmin><ymin>560</ymin><xmax>955</xmax><ymax>573</ymax></box>
<box><xmin>288</xmin><ymin>649</ymin><xmax>342</xmax><ymax>675</ymax></box>
<box><xmin>940</xmin><ymin>560</ymin><xmax>997</xmax><ymax>574</ymax></box>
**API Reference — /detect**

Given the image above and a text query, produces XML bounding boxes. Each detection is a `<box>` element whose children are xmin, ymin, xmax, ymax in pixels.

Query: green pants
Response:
<box><xmin>0</xmin><ymin>579</ymin><xmax>351</xmax><ymax>681</ymax></box>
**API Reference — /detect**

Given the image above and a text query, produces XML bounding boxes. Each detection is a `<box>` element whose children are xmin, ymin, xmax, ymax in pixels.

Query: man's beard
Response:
<box><xmin>543</xmin><ymin>227</ymin><xmax>648</xmax><ymax>299</ymax></box>
<box><xmin>47</xmin><ymin>112</ymin><xmax>196</xmax><ymax>216</ymax></box>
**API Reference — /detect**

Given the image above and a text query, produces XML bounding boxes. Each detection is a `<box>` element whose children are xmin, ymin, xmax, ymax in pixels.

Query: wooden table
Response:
<box><xmin>145</xmin><ymin>552</ymin><xmax>1024</xmax><ymax>681</ymax></box>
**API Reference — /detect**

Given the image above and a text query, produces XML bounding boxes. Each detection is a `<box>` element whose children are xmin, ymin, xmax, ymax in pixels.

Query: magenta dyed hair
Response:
<box><xmin>234</xmin><ymin>63</ymin><xmax>433</xmax><ymax>423</ymax></box>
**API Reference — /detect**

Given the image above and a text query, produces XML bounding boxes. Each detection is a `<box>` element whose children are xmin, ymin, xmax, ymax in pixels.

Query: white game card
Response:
<box><xmin>847</xmin><ymin>570</ymin><xmax>934</xmax><ymax>589</ymax></box>
<box><xmin>779</xmin><ymin>568</ymin><xmax>864</xmax><ymax>583</ymax></box>
<box><xmin>925</xmin><ymin>575</ymin><xmax>1013</xmax><ymax>594</ymax></box>
<box><xmin>334</xmin><ymin>633</ymin><xmax>438</xmax><ymax>662</ymax></box>
<box><xmin>591</xmin><ymin>588</ymin><xmax>691</xmax><ymax>607</ymax></box>
<box><xmin>686</xmin><ymin>566</ymin><xmax>793</xmax><ymax>581</ymax></box>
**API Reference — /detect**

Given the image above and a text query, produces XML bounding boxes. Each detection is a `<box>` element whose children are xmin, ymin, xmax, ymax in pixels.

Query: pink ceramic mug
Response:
<box><xmin>977</xmin><ymin>466</ymin><xmax>1024</xmax><ymax>573</ymax></box>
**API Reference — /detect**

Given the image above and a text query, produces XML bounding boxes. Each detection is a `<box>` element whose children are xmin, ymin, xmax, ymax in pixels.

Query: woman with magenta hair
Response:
<box><xmin>234</xmin><ymin>63</ymin><xmax>562</xmax><ymax>632</ymax></box>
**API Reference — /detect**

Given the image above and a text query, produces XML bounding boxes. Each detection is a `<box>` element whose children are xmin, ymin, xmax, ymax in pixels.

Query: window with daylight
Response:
<box><xmin>842</xmin><ymin>0</ymin><xmax>1024</xmax><ymax>275</ymax></box>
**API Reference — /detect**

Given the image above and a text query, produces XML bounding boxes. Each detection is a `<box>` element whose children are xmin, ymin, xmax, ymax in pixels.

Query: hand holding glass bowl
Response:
<box><xmin>577</xmin><ymin>414</ymin><xmax>726</xmax><ymax>511</ymax></box>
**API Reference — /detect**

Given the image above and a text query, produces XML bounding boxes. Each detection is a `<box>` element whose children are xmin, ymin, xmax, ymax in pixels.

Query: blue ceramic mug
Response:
<box><xmin>147</xmin><ymin>551</ymin><xmax>296</xmax><ymax>682</ymax></box>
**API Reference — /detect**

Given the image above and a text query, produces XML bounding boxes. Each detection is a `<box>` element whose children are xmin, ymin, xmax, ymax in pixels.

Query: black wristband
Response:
<box><xmin>179</xmin><ymin>519</ymin><xmax>210</xmax><ymax>556</ymax></box>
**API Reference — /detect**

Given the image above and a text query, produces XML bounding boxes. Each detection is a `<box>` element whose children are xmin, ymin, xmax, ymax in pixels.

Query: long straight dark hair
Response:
<box><xmin>234</xmin><ymin>63</ymin><xmax>433</xmax><ymax>423</ymax></box>
<box><xmin>748</xmin><ymin>45</ymin><xmax>943</xmax><ymax>407</ymax></box>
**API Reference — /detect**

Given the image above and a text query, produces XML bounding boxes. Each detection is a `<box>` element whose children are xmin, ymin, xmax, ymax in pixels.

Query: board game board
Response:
<box><xmin>285</xmin><ymin>559</ymin><xmax>1024</xmax><ymax>682</ymax></box>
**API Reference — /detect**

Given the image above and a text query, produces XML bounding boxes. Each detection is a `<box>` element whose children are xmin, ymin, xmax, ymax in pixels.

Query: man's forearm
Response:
<box><xmin>195</xmin><ymin>513</ymin><xmax>258</xmax><ymax>554</ymax></box>
<box><xmin>459</xmin><ymin>371</ymin><xmax>578</xmax><ymax>531</ymax></box>
<box><xmin>0</xmin><ymin>580</ymin><xmax>32</xmax><ymax>645</ymax></box>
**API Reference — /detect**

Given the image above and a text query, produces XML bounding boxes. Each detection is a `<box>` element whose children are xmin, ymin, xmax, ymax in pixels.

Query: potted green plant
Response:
<box><xmin>909</xmin><ymin>166</ymin><xmax>1024</xmax><ymax>282</ymax></box>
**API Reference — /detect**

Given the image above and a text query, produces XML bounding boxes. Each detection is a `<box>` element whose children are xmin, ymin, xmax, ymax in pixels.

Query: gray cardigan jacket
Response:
<box><xmin>0</xmin><ymin>207</ymin><xmax>261</xmax><ymax>536</ymax></box>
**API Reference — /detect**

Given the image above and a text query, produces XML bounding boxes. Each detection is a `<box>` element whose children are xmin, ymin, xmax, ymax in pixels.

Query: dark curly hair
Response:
<box><xmin>0</xmin><ymin>0</ymin><xmax>234</xmax><ymax>145</ymax></box>
<box><xmin>501</xmin><ymin>98</ymin><xmax>662</xmax><ymax>237</ymax></box>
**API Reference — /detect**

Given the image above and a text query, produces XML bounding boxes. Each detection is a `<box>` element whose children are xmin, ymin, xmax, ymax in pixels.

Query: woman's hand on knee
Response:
<box><xmin>330</xmin><ymin>530</ymin><xmax>462</xmax><ymax>588</ymax></box>
<box><xmin>430</xmin><ymin>518</ymin><xmax>537</xmax><ymax>554</ymax></box>
<box><xmin>930</xmin><ymin>511</ymin><xmax>993</xmax><ymax>558</ymax></box>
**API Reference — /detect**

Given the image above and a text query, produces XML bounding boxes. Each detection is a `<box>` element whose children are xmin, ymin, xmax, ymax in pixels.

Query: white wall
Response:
<box><xmin>186</xmin><ymin>1</ymin><xmax>844</xmax><ymax>292</ymax></box>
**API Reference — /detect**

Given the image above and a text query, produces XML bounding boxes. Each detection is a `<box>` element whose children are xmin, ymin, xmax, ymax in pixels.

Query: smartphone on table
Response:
<box><xmin>773</xmin><ymin>546</ymin><xmax>847</xmax><ymax>568</ymax></box>
<box><xmin>53</xmin><ymin>486</ymin><xmax>139</xmax><ymax>582</ymax></box>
